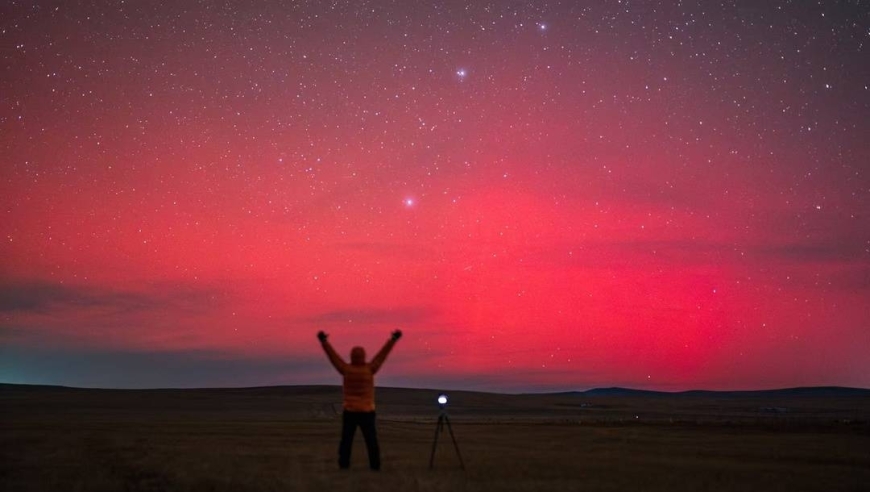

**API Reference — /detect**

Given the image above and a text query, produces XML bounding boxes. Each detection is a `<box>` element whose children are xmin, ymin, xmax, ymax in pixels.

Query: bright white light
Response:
<box><xmin>403</xmin><ymin>197</ymin><xmax>415</xmax><ymax>207</ymax></box>
<box><xmin>437</xmin><ymin>394</ymin><xmax>448</xmax><ymax>405</ymax></box>
<box><xmin>456</xmin><ymin>69</ymin><xmax>467</xmax><ymax>78</ymax></box>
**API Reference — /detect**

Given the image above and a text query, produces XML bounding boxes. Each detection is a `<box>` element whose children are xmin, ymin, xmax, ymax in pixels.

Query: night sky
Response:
<box><xmin>2</xmin><ymin>1</ymin><xmax>868</xmax><ymax>392</ymax></box>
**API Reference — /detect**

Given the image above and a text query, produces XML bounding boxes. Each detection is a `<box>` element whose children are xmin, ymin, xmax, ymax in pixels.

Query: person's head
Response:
<box><xmin>350</xmin><ymin>346</ymin><xmax>366</xmax><ymax>365</ymax></box>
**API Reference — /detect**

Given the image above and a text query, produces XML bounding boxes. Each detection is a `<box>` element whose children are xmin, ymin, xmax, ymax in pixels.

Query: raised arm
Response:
<box><xmin>370</xmin><ymin>330</ymin><xmax>402</xmax><ymax>374</ymax></box>
<box><xmin>318</xmin><ymin>331</ymin><xmax>347</xmax><ymax>374</ymax></box>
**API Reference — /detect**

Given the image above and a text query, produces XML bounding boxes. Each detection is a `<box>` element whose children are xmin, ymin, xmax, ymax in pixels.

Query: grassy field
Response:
<box><xmin>2</xmin><ymin>385</ymin><xmax>869</xmax><ymax>491</ymax></box>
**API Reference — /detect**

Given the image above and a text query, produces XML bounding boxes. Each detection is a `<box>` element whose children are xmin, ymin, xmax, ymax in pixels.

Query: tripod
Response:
<box><xmin>429</xmin><ymin>408</ymin><xmax>465</xmax><ymax>470</ymax></box>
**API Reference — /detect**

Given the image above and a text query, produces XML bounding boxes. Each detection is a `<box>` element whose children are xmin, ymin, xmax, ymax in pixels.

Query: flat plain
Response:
<box><xmin>2</xmin><ymin>384</ymin><xmax>869</xmax><ymax>491</ymax></box>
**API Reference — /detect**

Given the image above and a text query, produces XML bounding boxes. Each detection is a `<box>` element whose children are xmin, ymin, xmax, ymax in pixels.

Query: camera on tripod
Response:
<box><xmin>429</xmin><ymin>392</ymin><xmax>464</xmax><ymax>470</ymax></box>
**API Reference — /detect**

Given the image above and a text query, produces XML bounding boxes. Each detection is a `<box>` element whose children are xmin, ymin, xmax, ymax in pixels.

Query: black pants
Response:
<box><xmin>338</xmin><ymin>410</ymin><xmax>380</xmax><ymax>470</ymax></box>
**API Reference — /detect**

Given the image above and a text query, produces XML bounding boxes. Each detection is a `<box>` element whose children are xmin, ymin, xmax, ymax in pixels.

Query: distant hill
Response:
<box><xmin>3</xmin><ymin>382</ymin><xmax>870</xmax><ymax>424</ymax></box>
<box><xmin>0</xmin><ymin>383</ymin><xmax>870</xmax><ymax>397</ymax></box>
<box><xmin>548</xmin><ymin>386</ymin><xmax>870</xmax><ymax>398</ymax></box>
<box><xmin>2</xmin><ymin>382</ymin><xmax>868</xmax><ymax>398</ymax></box>
<box><xmin>575</xmin><ymin>387</ymin><xmax>668</xmax><ymax>397</ymax></box>
<box><xmin>675</xmin><ymin>387</ymin><xmax>870</xmax><ymax>398</ymax></box>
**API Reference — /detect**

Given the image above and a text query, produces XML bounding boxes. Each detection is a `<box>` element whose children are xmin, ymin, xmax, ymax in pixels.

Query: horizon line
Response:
<box><xmin>2</xmin><ymin>382</ymin><xmax>868</xmax><ymax>395</ymax></box>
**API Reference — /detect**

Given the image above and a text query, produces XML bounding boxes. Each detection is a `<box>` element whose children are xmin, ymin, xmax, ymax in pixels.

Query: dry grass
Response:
<box><xmin>2</xmin><ymin>385</ymin><xmax>869</xmax><ymax>491</ymax></box>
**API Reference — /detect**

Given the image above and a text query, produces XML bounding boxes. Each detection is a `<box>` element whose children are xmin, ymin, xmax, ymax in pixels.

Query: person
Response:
<box><xmin>317</xmin><ymin>329</ymin><xmax>402</xmax><ymax>470</ymax></box>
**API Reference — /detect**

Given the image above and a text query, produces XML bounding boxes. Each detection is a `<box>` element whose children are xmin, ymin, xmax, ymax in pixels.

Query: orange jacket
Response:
<box><xmin>321</xmin><ymin>337</ymin><xmax>397</xmax><ymax>412</ymax></box>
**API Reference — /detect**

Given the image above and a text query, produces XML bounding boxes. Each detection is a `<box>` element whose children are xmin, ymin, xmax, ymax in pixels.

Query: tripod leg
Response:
<box><xmin>444</xmin><ymin>415</ymin><xmax>465</xmax><ymax>470</ymax></box>
<box><xmin>428</xmin><ymin>415</ymin><xmax>443</xmax><ymax>469</ymax></box>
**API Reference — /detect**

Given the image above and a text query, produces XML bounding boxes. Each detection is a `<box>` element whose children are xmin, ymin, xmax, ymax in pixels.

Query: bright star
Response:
<box><xmin>403</xmin><ymin>197</ymin><xmax>415</xmax><ymax>207</ymax></box>
<box><xmin>456</xmin><ymin>68</ymin><xmax>467</xmax><ymax>79</ymax></box>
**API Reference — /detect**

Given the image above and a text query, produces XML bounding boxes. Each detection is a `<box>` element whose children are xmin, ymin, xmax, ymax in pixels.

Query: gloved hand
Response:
<box><xmin>391</xmin><ymin>329</ymin><xmax>403</xmax><ymax>341</ymax></box>
<box><xmin>317</xmin><ymin>331</ymin><xmax>328</xmax><ymax>343</ymax></box>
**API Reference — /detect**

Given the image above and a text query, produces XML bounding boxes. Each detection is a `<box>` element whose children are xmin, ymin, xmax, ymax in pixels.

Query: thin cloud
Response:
<box><xmin>0</xmin><ymin>278</ymin><xmax>224</xmax><ymax>315</ymax></box>
<box><xmin>301</xmin><ymin>306</ymin><xmax>438</xmax><ymax>326</ymax></box>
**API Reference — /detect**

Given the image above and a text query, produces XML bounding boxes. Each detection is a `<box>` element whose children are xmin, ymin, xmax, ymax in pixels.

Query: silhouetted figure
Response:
<box><xmin>318</xmin><ymin>329</ymin><xmax>402</xmax><ymax>470</ymax></box>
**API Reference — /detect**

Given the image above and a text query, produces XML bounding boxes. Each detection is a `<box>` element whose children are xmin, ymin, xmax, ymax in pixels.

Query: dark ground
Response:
<box><xmin>2</xmin><ymin>384</ymin><xmax>869</xmax><ymax>491</ymax></box>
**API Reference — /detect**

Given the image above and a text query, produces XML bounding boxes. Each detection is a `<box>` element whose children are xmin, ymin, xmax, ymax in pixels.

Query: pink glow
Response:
<box><xmin>1</xmin><ymin>2</ymin><xmax>868</xmax><ymax>391</ymax></box>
